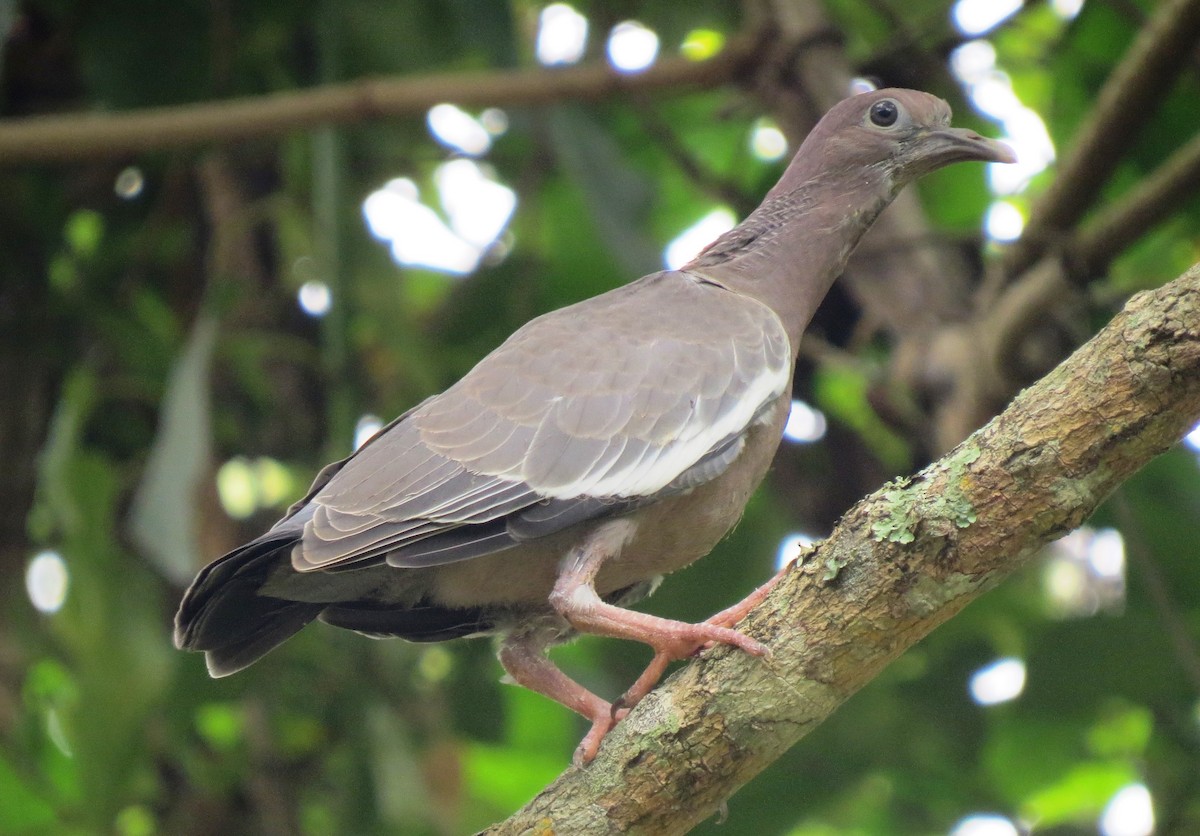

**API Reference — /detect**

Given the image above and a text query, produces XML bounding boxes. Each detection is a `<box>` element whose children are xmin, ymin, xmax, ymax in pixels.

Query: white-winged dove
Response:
<box><xmin>176</xmin><ymin>88</ymin><xmax>1015</xmax><ymax>763</ymax></box>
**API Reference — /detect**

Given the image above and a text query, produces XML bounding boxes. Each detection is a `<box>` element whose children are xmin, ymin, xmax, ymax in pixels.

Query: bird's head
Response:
<box><xmin>691</xmin><ymin>87</ymin><xmax>1016</xmax><ymax>308</ymax></box>
<box><xmin>827</xmin><ymin>88</ymin><xmax>1016</xmax><ymax>181</ymax></box>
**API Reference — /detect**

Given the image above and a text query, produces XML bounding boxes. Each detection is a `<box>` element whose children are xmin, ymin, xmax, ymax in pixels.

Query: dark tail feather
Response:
<box><xmin>174</xmin><ymin>533</ymin><xmax>322</xmax><ymax>677</ymax></box>
<box><xmin>320</xmin><ymin>601</ymin><xmax>493</xmax><ymax>642</ymax></box>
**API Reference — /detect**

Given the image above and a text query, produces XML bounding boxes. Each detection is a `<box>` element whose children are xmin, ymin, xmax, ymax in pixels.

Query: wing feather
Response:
<box><xmin>562</xmin><ymin>433</ymin><xmax>630</xmax><ymax>496</ymax></box>
<box><xmin>563</xmin><ymin>390</ymin><xmax>634</xmax><ymax>439</ymax></box>
<box><xmin>449</xmin><ymin>410</ymin><xmax>519</xmax><ymax>464</ymax></box>
<box><xmin>421</xmin><ymin>477</ymin><xmax>532</xmax><ymax>520</ymax></box>
<box><xmin>291</xmin><ymin>271</ymin><xmax>791</xmax><ymax>571</ymax></box>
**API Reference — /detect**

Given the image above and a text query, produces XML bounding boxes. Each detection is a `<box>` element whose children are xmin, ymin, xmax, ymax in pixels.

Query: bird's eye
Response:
<box><xmin>868</xmin><ymin>99</ymin><xmax>899</xmax><ymax>128</ymax></box>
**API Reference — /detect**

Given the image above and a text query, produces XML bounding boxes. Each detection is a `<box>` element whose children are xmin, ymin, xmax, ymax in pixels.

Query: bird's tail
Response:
<box><xmin>174</xmin><ymin>533</ymin><xmax>322</xmax><ymax>677</ymax></box>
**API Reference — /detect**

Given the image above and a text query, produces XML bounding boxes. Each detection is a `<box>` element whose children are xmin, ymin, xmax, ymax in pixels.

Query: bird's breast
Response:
<box><xmin>593</xmin><ymin>392</ymin><xmax>789</xmax><ymax>592</ymax></box>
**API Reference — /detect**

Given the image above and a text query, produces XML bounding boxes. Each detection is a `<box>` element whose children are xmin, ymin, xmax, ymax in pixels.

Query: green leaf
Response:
<box><xmin>548</xmin><ymin>106</ymin><xmax>661</xmax><ymax>278</ymax></box>
<box><xmin>0</xmin><ymin>753</ymin><xmax>58</xmax><ymax>832</ymax></box>
<box><xmin>64</xmin><ymin>210</ymin><xmax>104</xmax><ymax>258</ymax></box>
<box><xmin>1086</xmin><ymin>703</ymin><xmax>1153</xmax><ymax>759</ymax></box>
<box><xmin>1021</xmin><ymin>761</ymin><xmax>1137</xmax><ymax>825</ymax></box>
<box><xmin>195</xmin><ymin>703</ymin><xmax>246</xmax><ymax>752</ymax></box>
<box><xmin>814</xmin><ymin>365</ymin><xmax>910</xmax><ymax>470</ymax></box>
<box><xmin>463</xmin><ymin>742</ymin><xmax>564</xmax><ymax>817</ymax></box>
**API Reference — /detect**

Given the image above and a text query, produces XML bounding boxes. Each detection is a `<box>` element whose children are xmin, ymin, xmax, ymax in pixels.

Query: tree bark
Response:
<box><xmin>485</xmin><ymin>261</ymin><xmax>1200</xmax><ymax>835</ymax></box>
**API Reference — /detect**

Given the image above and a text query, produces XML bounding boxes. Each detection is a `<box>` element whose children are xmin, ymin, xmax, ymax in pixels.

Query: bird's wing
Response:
<box><xmin>293</xmin><ymin>271</ymin><xmax>791</xmax><ymax>571</ymax></box>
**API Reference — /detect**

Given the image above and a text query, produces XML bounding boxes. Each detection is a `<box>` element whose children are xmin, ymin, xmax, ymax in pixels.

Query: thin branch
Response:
<box><xmin>929</xmin><ymin>118</ymin><xmax>1200</xmax><ymax>450</ymax></box>
<box><xmin>0</xmin><ymin>39</ymin><xmax>758</xmax><ymax>165</ymax></box>
<box><xmin>633</xmin><ymin>107</ymin><xmax>759</xmax><ymax>217</ymax></box>
<box><xmin>1002</xmin><ymin>0</ymin><xmax>1200</xmax><ymax>279</ymax></box>
<box><xmin>1070</xmin><ymin>127</ymin><xmax>1200</xmax><ymax>278</ymax></box>
<box><xmin>937</xmin><ymin>124</ymin><xmax>1200</xmax><ymax>441</ymax></box>
<box><xmin>981</xmin><ymin>257</ymin><xmax>1079</xmax><ymax>387</ymax></box>
<box><xmin>933</xmin><ymin>7</ymin><xmax>1200</xmax><ymax>451</ymax></box>
<box><xmin>486</xmin><ymin>261</ymin><xmax>1200</xmax><ymax>835</ymax></box>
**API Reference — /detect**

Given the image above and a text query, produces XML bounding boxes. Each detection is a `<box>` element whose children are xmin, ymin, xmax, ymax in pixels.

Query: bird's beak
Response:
<box><xmin>924</xmin><ymin>127</ymin><xmax>1017</xmax><ymax>165</ymax></box>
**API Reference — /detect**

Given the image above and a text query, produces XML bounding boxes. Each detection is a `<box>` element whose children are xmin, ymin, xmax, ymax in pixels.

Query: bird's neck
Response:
<box><xmin>685</xmin><ymin>167</ymin><xmax>897</xmax><ymax>354</ymax></box>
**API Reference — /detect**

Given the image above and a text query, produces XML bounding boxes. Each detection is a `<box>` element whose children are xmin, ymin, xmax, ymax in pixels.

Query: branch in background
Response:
<box><xmin>633</xmin><ymin>107</ymin><xmax>759</xmax><ymax>217</ymax></box>
<box><xmin>0</xmin><ymin>40</ymin><xmax>758</xmax><ymax>165</ymax></box>
<box><xmin>1070</xmin><ymin>127</ymin><xmax>1200</xmax><ymax>278</ymax></box>
<box><xmin>486</xmin><ymin>261</ymin><xmax>1200</xmax><ymax>835</ymax></box>
<box><xmin>925</xmin><ymin>257</ymin><xmax>1081</xmax><ymax>452</ymax></box>
<box><xmin>933</xmin><ymin>125</ymin><xmax>1200</xmax><ymax>447</ymax></box>
<box><xmin>928</xmin><ymin>0</ymin><xmax>1200</xmax><ymax>452</ymax></box>
<box><xmin>1002</xmin><ymin>0</ymin><xmax>1200</xmax><ymax>279</ymax></box>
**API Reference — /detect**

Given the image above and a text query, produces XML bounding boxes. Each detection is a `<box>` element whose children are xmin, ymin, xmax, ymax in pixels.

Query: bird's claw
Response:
<box><xmin>574</xmin><ymin>705</ymin><xmax>625</xmax><ymax>765</ymax></box>
<box><xmin>573</xmin><ymin>618</ymin><xmax>771</xmax><ymax>764</ymax></box>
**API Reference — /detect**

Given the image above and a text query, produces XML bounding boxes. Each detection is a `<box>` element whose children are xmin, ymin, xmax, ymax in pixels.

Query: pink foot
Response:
<box><xmin>573</xmin><ymin>705</ymin><xmax>630</xmax><ymax>765</ymax></box>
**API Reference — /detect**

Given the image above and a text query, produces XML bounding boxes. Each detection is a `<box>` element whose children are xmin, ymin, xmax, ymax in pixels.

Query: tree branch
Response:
<box><xmin>486</xmin><ymin>261</ymin><xmax>1200</xmax><ymax>835</ymax></box>
<box><xmin>0</xmin><ymin>41</ymin><xmax>758</xmax><ymax>165</ymax></box>
<box><xmin>929</xmin><ymin>102</ymin><xmax>1200</xmax><ymax>452</ymax></box>
<box><xmin>632</xmin><ymin>106</ymin><xmax>760</xmax><ymax>217</ymax></box>
<box><xmin>1002</xmin><ymin>0</ymin><xmax>1200</xmax><ymax>279</ymax></box>
<box><xmin>932</xmin><ymin>124</ymin><xmax>1200</xmax><ymax>447</ymax></box>
<box><xmin>1070</xmin><ymin>126</ymin><xmax>1200</xmax><ymax>278</ymax></box>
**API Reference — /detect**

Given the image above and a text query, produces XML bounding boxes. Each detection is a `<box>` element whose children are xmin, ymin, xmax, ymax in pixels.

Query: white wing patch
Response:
<box><xmin>558</xmin><ymin>359</ymin><xmax>788</xmax><ymax>499</ymax></box>
<box><xmin>289</xmin><ymin>274</ymin><xmax>794</xmax><ymax>572</ymax></box>
<box><xmin>412</xmin><ymin>287</ymin><xmax>794</xmax><ymax>504</ymax></box>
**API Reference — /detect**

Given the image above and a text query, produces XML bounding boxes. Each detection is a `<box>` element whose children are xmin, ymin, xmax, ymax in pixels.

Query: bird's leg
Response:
<box><xmin>497</xmin><ymin>628</ymin><xmax>626</xmax><ymax>766</ymax></box>
<box><xmin>612</xmin><ymin>569</ymin><xmax>786</xmax><ymax>713</ymax></box>
<box><xmin>549</xmin><ymin>522</ymin><xmax>770</xmax><ymax>733</ymax></box>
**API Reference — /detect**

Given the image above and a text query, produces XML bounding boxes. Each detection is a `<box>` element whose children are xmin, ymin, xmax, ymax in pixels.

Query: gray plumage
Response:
<box><xmin>175</xmin><ymin>88</ymin><xmax>1014</xmax><ymax>762</ymax></box>
<box><xmin>299</xmin><ymin>272</ymin><xmax>789</xmax><ymax>570</ymax></box>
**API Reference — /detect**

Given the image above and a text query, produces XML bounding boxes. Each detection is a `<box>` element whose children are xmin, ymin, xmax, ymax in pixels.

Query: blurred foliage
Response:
<box><xmin>2</xmin><ymin>0</ymin><xmax>1199</xmax><ymax>834</ymax></box>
